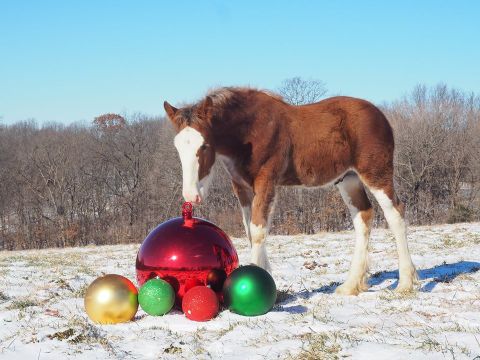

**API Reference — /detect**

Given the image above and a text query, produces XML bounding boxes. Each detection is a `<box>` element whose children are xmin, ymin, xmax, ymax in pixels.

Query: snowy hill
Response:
<box><xmin>1</xmin><ymin>222</ymin><xmax>480</xmax><ymax>359</ymax></box>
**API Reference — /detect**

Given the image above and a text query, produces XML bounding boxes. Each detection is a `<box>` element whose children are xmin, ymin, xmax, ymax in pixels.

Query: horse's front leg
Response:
<box><xmin>250</xmin><ymin>176</ymin><xmax>276</xmax><ymax>274</ymax></box>
<box><xmin>231</xmin><ymin>180</ymin><xmax>254</xmax><ymax>245</ymax></box>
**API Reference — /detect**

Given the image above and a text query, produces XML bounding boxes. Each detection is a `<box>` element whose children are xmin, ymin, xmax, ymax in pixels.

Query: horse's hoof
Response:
<box><xmin>396</xmin><ymin>267</ymin><xmax>418</xmax><ymax>293</ymax></box>
<box><xmin>395</xmin><ymin>282</ymin><xmax>415</xmax><ymax>294</ymax></box>
<box><xmin>335</xmin><ymin>283</ymin><xmax>361</xmax><ymax>296</ymax></box>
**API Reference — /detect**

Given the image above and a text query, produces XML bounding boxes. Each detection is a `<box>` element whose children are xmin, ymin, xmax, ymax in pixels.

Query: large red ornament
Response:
<box><xmin>136</xmin><ymin>202</ymin><xmax>239</xmax><ymax>302</ymax></box>
<box><xmin>182</xmin><ymin>286</ymin><xmax>219</xmax><ymax>321</ymax></box>
<box><xmin>184</xmin><ymin>278</ymin><xmax>203</xmax><ymax>294</ymax></box>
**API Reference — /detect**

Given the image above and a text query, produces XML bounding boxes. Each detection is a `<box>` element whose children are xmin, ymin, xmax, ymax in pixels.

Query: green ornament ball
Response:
<box><xmin>223</xmin><ymin>265</ymin><xmax>277</xmax><ymax>316</ymax></box>
<box><xmin>138</xmin><ymin>278</ymin><xmax>175</xmax><ymax>316</ymax></box>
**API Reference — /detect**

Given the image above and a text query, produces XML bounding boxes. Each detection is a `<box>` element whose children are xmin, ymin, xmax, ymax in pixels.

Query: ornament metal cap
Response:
<box><xmin>182</xmin><ymin>202</ymin><xmax>194</xmax><ymax>227</ymax></box>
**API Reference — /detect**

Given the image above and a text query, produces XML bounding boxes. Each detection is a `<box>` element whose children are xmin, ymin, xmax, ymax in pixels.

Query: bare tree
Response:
<box><xmin>277</xmin><ymin>76</ymin><xmax>327</xmax><ymax>105</ymax></box>
<box><xmin>384</xmin><ymin>84</ymin><xmax>480</xmax><ymax>224</ymax></box>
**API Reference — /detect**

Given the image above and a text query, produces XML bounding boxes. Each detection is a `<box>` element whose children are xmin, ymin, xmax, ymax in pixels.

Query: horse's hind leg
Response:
<box><xmin>335</xmin><ymin>173</ymin><xmax>374</xmax><ymax>295</ymax></box>
<box><xmin>362</xmin><ymin>178</ymin><xmax>418</xmax><ymax>293</ymax></box>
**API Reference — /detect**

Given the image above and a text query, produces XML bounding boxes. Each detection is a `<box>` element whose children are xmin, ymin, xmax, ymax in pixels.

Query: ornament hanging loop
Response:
<box><xmin>182</xmin><ymin>202</ymin><xmax>193</xmax><ymax>219</ymax></box>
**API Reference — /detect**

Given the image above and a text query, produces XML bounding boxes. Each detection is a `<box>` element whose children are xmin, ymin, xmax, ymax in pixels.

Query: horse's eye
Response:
<box><xmin>200</xmin><ymin>144</ymin><xmax>208</xmax><ymax>151</ymax></box>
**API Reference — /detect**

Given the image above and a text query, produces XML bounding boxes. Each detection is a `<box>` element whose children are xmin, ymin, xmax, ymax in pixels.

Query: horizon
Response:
<box><xmin>1</xmin><ymin>1</ymin><xmax>479</xmax><ymax>125</ymax></box>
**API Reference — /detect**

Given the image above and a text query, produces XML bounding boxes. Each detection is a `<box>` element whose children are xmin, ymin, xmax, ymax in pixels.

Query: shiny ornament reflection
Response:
<box><xmin>206</xmin><ymin>268</ymin><xmax>227</xmax><ymax>292</ymax></box>
<box><xmin>84</xmin><ymin>274</ymin><xmax>138</xmax><ymax>324</ymax></box>
<box><xmin>136</xmin><ymin>203</ymin><xmax>239</xmax><ymax>301</ymax></box>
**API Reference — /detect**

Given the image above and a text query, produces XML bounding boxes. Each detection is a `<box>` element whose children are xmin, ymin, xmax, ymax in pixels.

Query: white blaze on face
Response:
<box><xmin>174</xmin><ymin>126</ymin><xmax>205</xmax><ymax>203</ymax></box>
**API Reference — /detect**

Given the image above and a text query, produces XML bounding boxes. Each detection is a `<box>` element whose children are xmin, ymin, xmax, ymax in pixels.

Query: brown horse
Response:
<box><xmin>164</xmin><ymin>87</ymin><xmax>417</xmax><ymax>295</ymax></box>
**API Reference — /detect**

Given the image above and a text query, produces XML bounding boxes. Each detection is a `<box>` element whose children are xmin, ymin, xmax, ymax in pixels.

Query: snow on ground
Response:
<box><xmin>0</xmin><ymin>222</ymin><xmax>480</xmax><ymax>359</ymax></box>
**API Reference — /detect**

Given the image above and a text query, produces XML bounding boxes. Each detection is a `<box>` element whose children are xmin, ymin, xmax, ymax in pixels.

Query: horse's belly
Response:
<box><xmin>291</xmin><ymin>160</ymin><xmax>351</xmax><ymax>187</ymax></box>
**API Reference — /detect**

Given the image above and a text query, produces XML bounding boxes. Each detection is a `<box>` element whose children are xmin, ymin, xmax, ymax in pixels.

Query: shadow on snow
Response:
<box><xmin>276</xmin><ymin>261</ymin><xmax>480</xmax><ymax>309</ymax></box>
<box><xmin>368</xmin><ymin>260</ymin><xmax>480</xmax><ymax>292</ymax></box>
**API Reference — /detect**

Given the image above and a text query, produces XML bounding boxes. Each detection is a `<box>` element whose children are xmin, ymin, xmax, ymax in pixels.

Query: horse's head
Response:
<box><xmin>164</xmin><ymin>97</ymin><xmax>216</xmax><ymax>205</ymax></box>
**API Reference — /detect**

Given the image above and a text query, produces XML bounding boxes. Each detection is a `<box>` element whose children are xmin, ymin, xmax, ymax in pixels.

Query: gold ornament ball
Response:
<box><xmin>84</xmin><ymin>274</ymin><xmax>139</xmax><ymax>324</ymax></box>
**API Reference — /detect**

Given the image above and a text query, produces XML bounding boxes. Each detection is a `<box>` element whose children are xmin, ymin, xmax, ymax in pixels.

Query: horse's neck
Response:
<box><xmin>212</xmin><ymin>106</ymin><xmax>255</xmax><ymax>183</ymax></box>
<box><xmin>212</xmin><ymin>105</ymin><xmax>252</xmax><ymax>156</ymax></box>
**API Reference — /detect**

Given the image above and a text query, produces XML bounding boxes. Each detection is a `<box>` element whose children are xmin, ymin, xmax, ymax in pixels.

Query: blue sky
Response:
<box><xmin>1</xmin><ymin>1</ymin><xmax>479</xmax><ymax>124</ymax></box>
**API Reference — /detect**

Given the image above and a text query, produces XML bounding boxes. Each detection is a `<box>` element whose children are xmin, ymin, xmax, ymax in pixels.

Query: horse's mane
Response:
<box><xmin>205</xmin><ymin>87</ymin><xmax>284</xmax><ymax>107</ymax></box>
<box><xmin>175</xmin><ymin>87</ymin><xmax>284</xmax><ymax>126</ymax></box>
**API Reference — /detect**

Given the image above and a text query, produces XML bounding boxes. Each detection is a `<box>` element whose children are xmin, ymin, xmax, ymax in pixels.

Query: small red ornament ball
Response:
<box><xmin>182</xmin><ymin>286</ymin><xmax>219</xmax><ymax>322</ymax></box>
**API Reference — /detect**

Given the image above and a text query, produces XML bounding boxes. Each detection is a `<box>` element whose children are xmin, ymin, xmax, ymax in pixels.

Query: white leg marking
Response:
<box><xmin>370</xmin><ymin>189</ymin><xmax>417</xmax><ymax>292</ymax></box>
<box><xmin>336</xmin><ymin>180</ymin><xmax>371</xmax><ymax>295</ymax></box>
<box><xmin>241</xmin><ymin>206</ymin><xmax>252</xmax><ymax>245</ymax></box>
<box><xmin>249</xmin><ymin>223</ymin><xmax>271</xmax><ymax>273</ymax></box>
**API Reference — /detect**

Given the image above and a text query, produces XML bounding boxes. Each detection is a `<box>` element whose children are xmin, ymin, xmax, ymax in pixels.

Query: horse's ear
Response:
<box><xmin>164</xmin><ymin>101</ymin><xmax>178</xmax><ymax>120</ymax></box>
<box><xmin>164</xmin><ymin>101</ymin><xmax>182</xmax><ymax>130</ymax></box>
<box><xmin>198</xmin><ymin>96</ymin><xmax>214</xmax><ymax>123</ymax></box>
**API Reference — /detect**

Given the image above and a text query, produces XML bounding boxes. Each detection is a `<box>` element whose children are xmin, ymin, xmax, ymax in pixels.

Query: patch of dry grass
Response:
<box><xmin>465</xmin><ymin>232</ymin><xmax>480</xmax><ymax>245</ymax></box>
<box><xmin>73</xmin><ymin>283</ymin><xmax>89</xmax><ymax>298</ymax></box>
<box><xmin>0</xmin><ymin>291</ymin><xmax>10</xmax><ymax>301</ymax></box>
<box><xmin>164</xmin><ymin>344</ymin><xmax>183</xmax><ymax>354</ymax></box>
<box><xmin>6</xmin><ymin>298</ymin><xmax>39</xmax><ymax>310</ymax></box>
<box><xmin>276</xmin><ymin>288</ymin><xmax>296</xmax><ymax>304</ymax></box>
<box><xmin>294</xmin><ymin>332</ymin><xmax>341</xmax><ymax>360</ymax></box>
<box><xmin>378</xmin><ymin>289</ymin><xmax>417</xmax><ymax>301</ymax></box>
<box><xmin>76</xmin><ymin>264</ymin><xmax>96</xmax><ymax>276</ymax></box>
<box><xmin>65</xmin><ymin>315</ymin><xmax>119</xmax><ymax>354</ymax></box>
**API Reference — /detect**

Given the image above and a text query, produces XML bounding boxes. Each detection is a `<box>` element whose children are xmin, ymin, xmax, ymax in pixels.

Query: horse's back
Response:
<box><xmin>285</xmin><ymin>96</ymin><xmax>395</xmax><ymax>186</ymax></box>
<box><xmin>294</xmin><ymin>95</ymin><xmax>394</xmax><ymax>151</ymax></box>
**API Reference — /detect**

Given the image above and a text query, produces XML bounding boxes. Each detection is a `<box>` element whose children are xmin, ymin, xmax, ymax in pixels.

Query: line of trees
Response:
<box><xmin>0</xmin><ymin>81</ymin><xmax>479</xmax><ymax>250</ymax></box>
